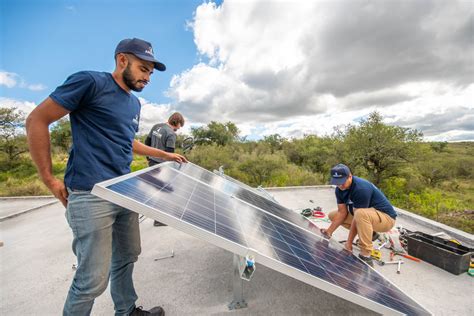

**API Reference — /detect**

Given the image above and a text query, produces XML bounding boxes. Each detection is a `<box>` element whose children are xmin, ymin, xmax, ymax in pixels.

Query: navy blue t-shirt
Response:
<box><xmin>50</xmin><ymin>71</ymin><xmax>141</xmax><ymax>190</ymax></box>
<box><xmin>335</xmin><ymin>176</ymin><xmax>397</xmax><ymax>219</ymax></box>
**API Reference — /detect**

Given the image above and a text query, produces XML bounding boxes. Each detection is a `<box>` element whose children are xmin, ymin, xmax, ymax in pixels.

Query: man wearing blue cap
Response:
<box><xmin>320</xmin><ymin>164</ymin><xmax>397</xmax><ymax>267</ymax></box>
<box><xmin>26</xmin><ymin>38</ymin><xmax>184</xmax><ymax>316</ymax></box>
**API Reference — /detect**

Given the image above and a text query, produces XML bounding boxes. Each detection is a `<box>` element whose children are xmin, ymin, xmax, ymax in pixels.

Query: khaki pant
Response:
<box><xmin>328</xmin><ymin>208</ymin><xmax>395</xmax><ymax>255</ymax></box>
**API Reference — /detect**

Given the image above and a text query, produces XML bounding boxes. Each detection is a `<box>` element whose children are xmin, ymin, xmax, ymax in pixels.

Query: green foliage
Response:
<box><xmin>262</xmin><ymin>134</ymin><xmax>285</xmax><ymax>153</ymax></box>
<box><xmin>185</xmin><ymin>143</ymin><xmax>324</xmax><ymax>187</ymax></box>
<box><xmin>0</xmin><ymin>107</ymin><xmax>28</xmax><ymax>164</ymax></box>
<box><xmin>406</xmin><ymin>189</ymin><xmax>466</xmax><ymax>219</ymax></box>
<box><xmin>131</xmin><ymin>155</ymin><xmax>148</xmax><ymax>172</ymax></box>
<box><xmin>0</xmin><ymin>177</ymin><xmax>50</xmax><ymax>196</ymax></box>
<box><xmin>417</xmin><ymin>159</ymin><xmax>451</xmax><ymax>185</ymax></box>
<box><xmin>339</xmin><ymin>112</ymin><xmax>422</xmax><ymax>185</ymax></box>
<box><xmin>282</xmin><ymin>135</ymin><xmax>337</xmax><ymax>178</ymax></box>
<box><xmin>382</xmin><ymin>175</ymin><xmax>473</xmax><ymax>232</ymax></box>
<box><xmin>0</xmin><ymin>153</ymin><xmax>67</xmax><ymax>196</ymax></box>
<box><xmin>237</xmin><ymin>152</ymin><xmax>288</xmax><ymax>186</ymax></box>
<box><xmin>186</xmin><ymin>143</ymin><xmax>241</xmax><ymax>171</ymax></box>
<box><xmin>50</xmin><ymin>118</ymin><xmax>72</xmax><ymax>152</ymax></box>
<box><xmin>191</xmin><ymin>121</ymin><xmax>239</xmax><ymax>146</ymax></box>
<box><xmin>430</xmin><ymin>141</ymin><xmax>448</xmax><ymax>153</ymax></box>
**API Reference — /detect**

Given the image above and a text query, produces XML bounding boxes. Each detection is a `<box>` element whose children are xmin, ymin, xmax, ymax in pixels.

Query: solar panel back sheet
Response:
<box><xmin>91</xmin><ymin>162</ymin><xmax>431</xmax><ymax>315</ymax></box>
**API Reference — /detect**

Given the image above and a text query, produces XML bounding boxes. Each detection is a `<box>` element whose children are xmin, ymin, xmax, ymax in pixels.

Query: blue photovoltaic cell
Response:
<box><xmin>170</xmin><ymin>163</ymin><xmax>322</xmax><ymax>236</ymax></box>
<box><xmin>103</xmin><ymin>163</ymin><xmax>430</xmax><ymax>315</ymax></box>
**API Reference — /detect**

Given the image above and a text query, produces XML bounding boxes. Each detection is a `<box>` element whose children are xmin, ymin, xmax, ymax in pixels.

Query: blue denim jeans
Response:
<box><xmin>63</xmin><ymin>188</ymin><xmax>141</xmax><ymax>316</ymax></box>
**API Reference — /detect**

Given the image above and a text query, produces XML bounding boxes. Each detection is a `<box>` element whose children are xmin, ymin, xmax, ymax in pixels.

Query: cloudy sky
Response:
<box><xmin>1</xmin><ymin>0</ymin><xmax>473</xmax><ymax>141</ymax></box>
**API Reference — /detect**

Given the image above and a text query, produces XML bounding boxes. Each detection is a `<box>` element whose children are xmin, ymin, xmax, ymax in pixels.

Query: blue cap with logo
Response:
<box><xmin>115</xmin><ymin>38</ymin><xmax>166</xmax><ymax>71</ymax></box>
<box><xmin>330</xmin><ymin>163</ymin><xmax>351</xmax><ymax>185</ymax></box>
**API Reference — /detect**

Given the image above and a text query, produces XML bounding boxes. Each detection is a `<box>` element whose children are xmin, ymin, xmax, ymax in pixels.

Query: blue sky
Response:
<box><xmin>1</xmin><ymin>0</ymin><xmax>473</xmax><ymax>141</ymax></box>
<box><xmin>1</xmin><ymin>0</ymin><xmax>214</xmax><ymax>104</ymax></box>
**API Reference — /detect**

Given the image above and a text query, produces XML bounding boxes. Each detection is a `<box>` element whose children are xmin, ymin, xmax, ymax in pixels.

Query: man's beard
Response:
<box><xmin>122</xmin><ymin>64</ymin><xmax>146</xmax><ymax>92</ymax></box>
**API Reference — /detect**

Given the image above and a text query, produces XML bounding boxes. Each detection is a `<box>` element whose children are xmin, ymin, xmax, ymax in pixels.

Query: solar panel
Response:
<box><xmin>92</xmin><ymin>162</ymin><xmax>431</xmax><ymax>316</ymax></box>
<box><xmin>169</xmin><ymin>163</ymin><xmax>322</xmax><ymax>236</ymax></box>
<box><xmin>212</xmin><ymin>167</ymin><xmax>278</xmax><ymax>202</ymax></box>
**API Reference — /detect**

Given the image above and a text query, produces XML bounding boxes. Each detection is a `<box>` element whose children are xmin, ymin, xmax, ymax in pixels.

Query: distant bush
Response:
<box><xmin>131</xmin><ymin>155</ymin><xmax>148</xmax><ymax>172</ymax></box>
<box><xmin>430</xmin><ymin>141</ymin><xmax>448</xmax><ymax>153</ymax></box>
<box><xmin>0</xmin><ymin>178</ymin><xmax>49</xmax><ymax>196</ymax></box>
<box><xmin>405</xmin><ymin>189</ymin><xmax>466</xmax><ymax>220</ymax></box>
<box><xmin>186</xmin><ymin>143</ymin><xmax>241</xmax><ymax>171</ymax></box>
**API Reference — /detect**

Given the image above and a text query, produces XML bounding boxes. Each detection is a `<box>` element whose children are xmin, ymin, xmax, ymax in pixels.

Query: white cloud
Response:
<box><xmin>137</xmin><ymin>97</ymin><xmax>191</xmax><ymax>136</ymax></box>
<box><xmin>0</xmin><ymin>71</ymin><xmax>47</xmax><ymax>91</ymax></box>
<box><xmin>169</xmin><ymin>0</ymin><xmax>473</xmax><ymax>141</ymax></box>
<box><xmin>138</xmin><ymin>97</ymin><xmax>171</xmax><ymax>135</ymax></box>
<box><xmin>0</xmin><ymin>97</ymin><xmax>37</xmax><ymax>115</ymax></box>
<box><xmin>23</xmin><ymin>83</ymin><xmax>47</xmax><ymax>91</ymax></box>
<box><xmin>0</xmin><ymin>71</ymin><xmax>18</xmax><ymax>88</ymax></box>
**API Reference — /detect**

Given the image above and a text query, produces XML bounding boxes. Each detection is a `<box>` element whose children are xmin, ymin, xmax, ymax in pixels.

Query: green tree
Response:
<box><xmin>262</xmin><ymin>134</ymin><xmax>285</xmax><ymax>153</ymax></box>
<box><xmin>191</xmin><ymin>121</ymin><xmax>240</xmax><ymax>146</ymax></box>
<box><xmin>50</xmin><ymin>118</ymin><xmax>72</xmax><ymax>152</ymax></box>
<box><xmin>417</xmin><ymin>159</ymin><xmax>450</xmax><ymax>186</ymax></box>
<box><xmin>282</xmin><ymin>135</ymin><xmax>337</xmax><ymax>177</ymax></box>
<box><xmin>340</xmin><ymin>111</ymin><xmax>422</xmax><ymax>185</ymax></box>
<box><xmin>0</xmin><ymin>107</ymin><xmax>28</xmax><ymax>164</ymax></box>
<box><xmin>186</xmin><ymin>143</ymin><xmax>241</xmax><ymax>171</ymax></box>
<box><xmin>237</xmin><ymin>152</ymin><xmax>288</xmax><ymax>186</ymax></box>
<box><xmin>430</xmin><ymin>141</ymin><xmax>448</xmax><ymax>153</ymax></box>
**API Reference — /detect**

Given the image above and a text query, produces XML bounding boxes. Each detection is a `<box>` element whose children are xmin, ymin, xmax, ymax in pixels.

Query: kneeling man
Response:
<box><xmin>321</xmin><ymin>164</ymin><xmax>397</xmax><ymax>267</ymax></box>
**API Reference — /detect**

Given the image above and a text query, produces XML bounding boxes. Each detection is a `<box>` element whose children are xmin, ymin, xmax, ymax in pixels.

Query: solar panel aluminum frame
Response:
<box><xmin>91</xmin><ymin>162</ymin><xmax>431</xmax><ymax>316</ymax></box>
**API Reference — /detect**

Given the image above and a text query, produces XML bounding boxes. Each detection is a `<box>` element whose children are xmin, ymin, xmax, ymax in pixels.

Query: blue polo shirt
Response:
<box><xmin>335</xmin><ymin>176</ymin><xmax>397</xmax><ymax>219</ymax></box>
<box><xmin>50</xmin><ymin>71</ymin><xmax>141</xmax><ymax>190</ymax></box>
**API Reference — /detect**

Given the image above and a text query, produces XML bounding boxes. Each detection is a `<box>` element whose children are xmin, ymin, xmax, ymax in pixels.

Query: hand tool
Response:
<box><xmin>375</xmin><ymin>260</ymin><xmax>404</xmax><ymax>266</ymax></box>
<box><xmin>371</xmin><ymin>240</ymin><xmax>389</xmax><ymax>260</ymax></box>
<box><xmin>371</xmin><ymin>249</ymin><xmax>382</xmax><ymax>261</ymax></box>
<box><xmin>397</xmin><ymin>259</ymin><xmax>402</xmax><ymax>274</ymax></box>
<box><xmin>394</xmin><ymin>252</ymin><xmax>421</xmax><ymax>262</ymax></box>
<box><xmin>154</xmin><ymin>250</ymin><xmax>175</xmax><ymax>261</ymax></box>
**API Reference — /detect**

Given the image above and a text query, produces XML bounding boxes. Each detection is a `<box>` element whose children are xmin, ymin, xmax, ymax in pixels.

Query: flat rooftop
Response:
<box><xmin>1</xmin><ymin>187</ymin><xmax>473</xmax><ymax>315</ymax></box>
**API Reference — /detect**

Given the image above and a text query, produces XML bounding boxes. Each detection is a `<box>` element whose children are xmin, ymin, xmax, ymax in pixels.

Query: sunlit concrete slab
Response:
<box><xmin>0</xmin><ymin>196</ymin><xmax>58</xmax><ymax>221</ymax></box>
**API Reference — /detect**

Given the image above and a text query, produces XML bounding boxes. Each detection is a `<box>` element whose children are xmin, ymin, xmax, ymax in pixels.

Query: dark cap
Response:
<box><xmin>330</xmin><ymin>164</ymin><xmax>351</xmax><ymax>185</ymax></box>
<box><xmin>115</xmin><ymin>38</ymin><xmax>166</xmax><ymax>71</ymax></box>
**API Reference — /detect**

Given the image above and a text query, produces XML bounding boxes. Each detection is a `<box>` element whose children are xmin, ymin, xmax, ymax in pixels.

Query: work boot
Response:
<box><xmin>130</xmin><ymin>306</ymin><xmax>165</xmax><ymax>316</ymax></box>
<box><xmin>358</xmin><ymin>254</ymin><xmax>374</xmax><ymax>267</ymax></box>
<box><xmin>154</xmin><ymin>220</ymin><xmax>167</xmax><ymax>227</ymax></box>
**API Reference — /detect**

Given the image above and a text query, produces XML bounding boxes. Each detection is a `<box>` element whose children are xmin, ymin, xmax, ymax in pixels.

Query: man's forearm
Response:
<box><xmin>133</xmin><ymin>140</ymin><xmax>170</xmax><ymax>159</ymax></box>
<box><xmin>327</xmin><ymin>211</ymin><xmax>345</xmax><ymax>234</ymax></box>
<box><xmin>26</xmin><ymin>118</ymin><xmax>55</xmax><ymax>186</ymax></box>
<box><xmin>347</xmin><ymin>222</ymin><xmax>358</xmax><ymax>243</ymax></box>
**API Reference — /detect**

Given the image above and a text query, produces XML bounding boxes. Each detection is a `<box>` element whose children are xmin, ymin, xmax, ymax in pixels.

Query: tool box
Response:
<box><xmin>406</xmin><ymin>231</ymin><xmax>473</xmax><ymax>275</ymax></box>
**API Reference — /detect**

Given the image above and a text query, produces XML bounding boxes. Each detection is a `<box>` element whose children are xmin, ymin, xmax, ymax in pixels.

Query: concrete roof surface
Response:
<box><xmin>0</xmin><ymin>187</ymin><xmax>473</xmax><ymax>315</ymax></box>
